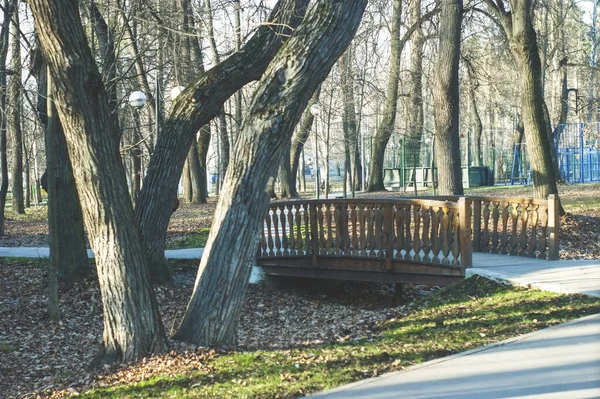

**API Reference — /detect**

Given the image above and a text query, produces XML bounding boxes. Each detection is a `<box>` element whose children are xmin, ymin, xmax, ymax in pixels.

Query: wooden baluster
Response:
<box><xmin>368</xmin><ymin>206</ymin><xmax>377</xmax><ymax>257</ymax></box>
<box><xmin>310</xmin><ymin>203</ymin><xmax>319</xmax><ymax>266</ymax></box>
<box><xmin>472</xmin><ymin>200</ymin><xmax>482</xmax><ymax>252</ymax></box>
<box><xmin>491</xmin><ymin>202</ymin><xmax>500</xmax><ymax>254</ymax></box>
<box><xmin>482</xmin><ymin>201</ymin><xmax>490</xmax><ymax>251</ymax></box>
<box><xmin>509</xmin><ymin>202</ymin><xmax>519</xmax><ymax>255</ymax></box>
<box><xmin>325</xmin><ymin>204</ymin><xmax>333</xmax><ymax>255</ymax></box>
<box><xmin>518</xmin><ymin>202</ymin><xmax>529</xmax><ymax>256</ymax></box>
<box><xmin>295</xmin><ymin>204</ymin><xmax>303</xmax><ymax>254</ymax></box>
<box><xmin>403</xmin><ymin>206</ymin><xmax>412</xmax><ymax>261</ymax></box>
<box><xmin>500</xmin><ymin>202</ymin><xmax>509</xmax><ymax>254</ymax></box>
<box><xmin>383</xmin><ymin>205</ymin><xmax>393</xmax><ymax>270</ymax></box>
<box><xmin>375</xmin><ymin>206</ymin><xmax>383</xmax><ymax>253</ymax></box>
<box><xmin>412</xmin><ymin>205</ymin><xmax>421</xmax><ymax>261</ymax></box>
<box><xmin>318</xmin><ymin>204</ymin><xmax>326</xmax><ymax>254</ymax></box>
<box><xmin>528</xmin><ymin>204</ymin><xmax>539</xmax><ymax>257</ymax></box>
<box><xmin>280</xmin><ymin>207</ymin><xmax>289</xmax><ymax>256</ymax></box>
<box><xmin>287</xmin><ymin>206</ymin><xmax>295</xmax><ymax>255</ymax></box>
<box><xmin>359</xmin><ymin>205</ymin><xmax>367</xmax><ymax>256</ymax></box>
<box><xmin>395</xmin><ymin>206</ymin><xmax>403</xmax><ymax>259</ymax></box>
<box><xmin>431</xmin><ymin>206</ymin><xmax>441</xmax><ymax>263</ymax></box>
<box><xmin>451</xmin><ymin>207</ymin><xmax>460</xmax><ymax>266</ymax></box>
<box><xmin>266</xmin><ymin>210</ymin><xmax>274</xmax><ymax>257</ymax></box>
<box><xmin>274</xmin><ymin>207</ymin><xmax>282</xmax><ymax>256</ymax></box>
<box><xmin>303</xmin><ymin>205</ymin><xmax>310</xmax><ymax>253</ymax></box>
<box><xmin>422</xmin><ymin>205</ymin><xmax>431</xmax><ymax>262</ymax></box>
<box><xmin>350</xmin><ymin>205</ymin><xmax>358</xmax><ymax>256</ymax></box>
<box><xmin>441</xmin><ymin>207</ymin><xmax>451</xmax><ymax>265</ymax></box>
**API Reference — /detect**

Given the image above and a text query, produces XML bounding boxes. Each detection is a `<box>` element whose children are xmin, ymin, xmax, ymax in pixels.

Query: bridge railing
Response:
<box><xmin>406</xmin><ymin>194</ymin><xmax>560</xmax><ymax>260</ymax></box>
<box><xmin>258</xmin><ymin>197</ymin><xmax>472</xmax><ymax>273</ymax></box>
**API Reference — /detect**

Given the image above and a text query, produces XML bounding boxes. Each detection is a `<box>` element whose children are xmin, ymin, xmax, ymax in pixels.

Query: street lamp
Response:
<box><xmin>128</xmin><ymin>91</ymin><xmax>147</xmax><ymax>109</ymax></box>
<box><xmin>309</xmin><ymin>103</ymin><xmax>321</xmax><ymax>199</ymax></box>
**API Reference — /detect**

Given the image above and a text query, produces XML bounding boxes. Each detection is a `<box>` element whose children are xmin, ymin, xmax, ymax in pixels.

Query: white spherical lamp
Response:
<box><xmin>128</xmin><ymin>91</ymin><xmax>147</xmax><ymax>109</ymax></box>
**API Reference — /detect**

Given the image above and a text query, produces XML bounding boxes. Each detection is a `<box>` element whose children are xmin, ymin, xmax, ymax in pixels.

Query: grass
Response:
<box><xmin>79</xmin><ymin>276</ymin><xmax>600</xmax><ymax>398</ymax></box>
<box><xmin>167</xmin><ymin>228</ymin><xmax>211</xmax><ymax>250</ymax></box>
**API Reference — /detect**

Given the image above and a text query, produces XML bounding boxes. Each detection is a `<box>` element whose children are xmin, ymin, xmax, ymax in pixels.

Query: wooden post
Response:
<box><xmin>547</xmin><ymin>194</ymin><xmax>560</xmax><ymax>260</ymax></box>
<box><xmin>310</xmin><ymin>202</ymin><xmax>319</xmax><ymax>267</ymax></box>
<box><xmin>472</xmin><ymin>199</ymin><xmax>481</xmax><ymax>252</ymax></box>
<box><xmin>458</xmin><ymin>197</ymin><xmax>472</xmax><ymax>272</ymax></box>
<box><xmin>383</xmin><ymin>205</ymin><xmax>393</xmax><ymax>270</ymax></box>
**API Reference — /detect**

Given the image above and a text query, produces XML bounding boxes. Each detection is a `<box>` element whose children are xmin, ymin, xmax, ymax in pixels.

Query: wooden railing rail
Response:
<box><xmin>258</xmin><ymin>197</ymin><xmax>473</xmax><ymax>273</ymax></box>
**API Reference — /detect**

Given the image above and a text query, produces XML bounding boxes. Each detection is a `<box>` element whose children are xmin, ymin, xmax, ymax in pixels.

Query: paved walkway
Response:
<box><xmin>308</xmin><ymin>254</ymin><xmax>600</xmax><ymax>398</ymax></box>
<box><xmin>309</xmin><ymin>313</ymin><xmax>600</xmax><ymax>399</ymax></box>
<box><xmin>470</xmin><ymin>253</ymin><xmax>600</xmax><ymax>298</ymax></box>
<box><xmin>0</xmin><ymin>246</ymin><xmax>204</xmax><ymax>259</ymax></box>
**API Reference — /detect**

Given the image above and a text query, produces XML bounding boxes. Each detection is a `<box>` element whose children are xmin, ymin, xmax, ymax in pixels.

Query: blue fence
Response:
<box><xmin>555</xmin><ymin>123</ymin><xmax>600</xmax><ymax>183</ymax></box>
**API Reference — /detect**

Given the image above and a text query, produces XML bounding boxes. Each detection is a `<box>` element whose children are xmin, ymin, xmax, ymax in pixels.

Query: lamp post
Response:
<box><xmin>310</xmin><ymin>103</ymin><xmax>321</xmax><ymax>199</ymax></box>
<box><xmin>128</xmin><ymin>91</ymin><xmax>147</xmax><ymax>201</ymax></box>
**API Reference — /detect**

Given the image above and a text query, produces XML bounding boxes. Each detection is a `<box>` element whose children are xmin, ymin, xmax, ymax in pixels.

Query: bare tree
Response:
<box><xmin>9</xmin><ymin>0</ymin><xmax>24</xmax><ymax>214</ymax></box>
<box><xmin>174</xmin><ymin>0</ymin><xmax>367</xmax><ymax>347</ymax></box>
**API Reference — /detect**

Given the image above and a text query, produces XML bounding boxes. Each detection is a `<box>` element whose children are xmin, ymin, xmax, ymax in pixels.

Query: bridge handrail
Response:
<box><xmin>258</xmin><ymin>196</ymin><xmax>472</xmax><ymax>272</ymax></box>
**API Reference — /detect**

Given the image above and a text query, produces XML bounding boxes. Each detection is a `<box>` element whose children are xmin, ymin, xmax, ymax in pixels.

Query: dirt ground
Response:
<box><xmin>0</xmin><ymin>184</ymin><xmax>599</xmax><ymax>397</ymax></box>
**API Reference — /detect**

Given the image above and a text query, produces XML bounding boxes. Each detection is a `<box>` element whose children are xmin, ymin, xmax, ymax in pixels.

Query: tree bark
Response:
<box><xmin>434</xmin><ymin>0</ymin><xmax>464</xmax><ymax>195</ymax></box>
<box><xmin>9</xmin><ymin>0</ymin><xmax>24</xmax><ymax>214</ymax></box>
<box><xmin>0</xmin><ymin>0</ymin><xmax>10</xmax><ymax>236</ymax></box>
<box><xmin>366</xmin><ymin>0</ymin><xmax>401</xmax><ymax>192</ymax></box>
<box><xmin>406</xmin><ymin>0</ymin><xmax>425</xmax><ymax>167</ymax></box>
<box><xmin>340</xmin><ymin>49</ymin><xmax>359</xmax><ymax>196</ymax></box>
<box><xmin>32</xmin><ymin>47</ymin><xmax>90</xmax><ymax>286</ymax></box>
<box><xmin>134</xmin><ymin>0</ymin><xmax>310</xmax><ymax>282</ymax></box>
<box><xmin>465</xmin><ymin>58</ymin><xmax>483</xmax><ymax>167</ymax></box>
<box><xmin>29</xmin><ymin>0</ymin><xmax>167</xmax><ymax>363</ymax></box>
<box><xmin>174</xmin><ymin>0</ymin><xmax>367</xmax><ymax>347</ymax></box>
<box><xmin>508</xmin><ymin>0</ymin><xmax>560</xmax><ymax>201</ymax></box>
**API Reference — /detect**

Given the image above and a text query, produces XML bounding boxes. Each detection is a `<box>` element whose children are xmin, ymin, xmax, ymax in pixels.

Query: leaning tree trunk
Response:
<box><xmin>366</xmin><ymin>0</ymin><xmax>401</xmax><ymax>192</ymax></box>
<box><xmin>0</xmin><ymin>0</ymin><xmax>9</xmax><ymax>236</ymax></box>
<box><xmin>433</xmin><ymin>0</ymin><xmax>464</xmax><ymax>195</ymax></box>
<box><xmin>8</xmin><ymin>0</ymin><xmax>24</xmax><ymax>214</ymax></box>
<box><xmin>29</xmin><ymin>0</ymin><xmax>167</xmax><ymax>363</ymax></box>
<box><xmin>509</xmin><ymin>0</ymin><xmax>560</xmax><ymax>202</ymax></box>
<box><xmin>134</xmin><ymin>0</ymin><xmax>310</xmax><ymax>283</ymax></box>
<box><xmin>174</xmin><ymin>0</ymin><xmax>367</xmax><ymax>347</ymax></box>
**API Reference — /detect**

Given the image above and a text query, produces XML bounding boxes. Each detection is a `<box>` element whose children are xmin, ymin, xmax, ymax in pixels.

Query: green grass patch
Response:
<box><xmin>0</xmin><ymin>341</ymin><xmax>18</xmax><ymax>353</ymax></box>
<box><xmin>79</xmin><ymin>276</ymin><xmax>600</xmax><ymax>398</ymax></box>
<box><xmin>167</xmin><ymin>228</ymin><xmax>210</xmax><ymax>250</ymax></box>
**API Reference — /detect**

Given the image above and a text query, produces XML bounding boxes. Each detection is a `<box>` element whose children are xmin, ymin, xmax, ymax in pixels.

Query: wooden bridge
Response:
<box><xmin>256</xmin><ymin>195</ymin><xmax>560</xmax><ymax>286</ymax></box>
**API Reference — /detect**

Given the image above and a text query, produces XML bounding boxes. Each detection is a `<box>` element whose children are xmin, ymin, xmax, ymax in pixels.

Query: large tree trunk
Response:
<box><xmin>366</xmin><ymin>0</ymin><xmax>401</xmax><ymax>192</ymax></box>
<box><xmin>0</xmin><ymin>0</ymin><xmax>10</xmax><ymax>236</ymax></box>
<box><xmin>9</xmin><ymin>0</ymin><xmax>24</xmax><ymax>214</ymax></box>
<box><xmin>32</xmin><ymin>48</ymin><xmax>90</xmax><ymax>286</ymax></box>
<box><xmin>29</xmin><ymin>0</ymin><xmax>167</xmax><ymax>363</ymax></box>
<box><xmin>434</xmin><ymin>0</ymin><xmax>464</xmax><ymax>195</ymax></box>
<box><xmin>509</xmin><ymin>0</ymin><xmax>560</xmax><ymax>201</ymax></box>
<box><xmin>174</xmin><ymin>0</ymin><xmax>367</xmax><ymax>347</ymax></box>
<box><xmin>134</xmin><ymin>0</ymin><xmax>310</xmax><ymax>282</ymax></box>
<box><xmin>406</xmin><ymin>0</ymin><xmax>425</xmax><ymax>167</ymax></box>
